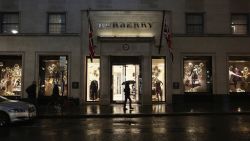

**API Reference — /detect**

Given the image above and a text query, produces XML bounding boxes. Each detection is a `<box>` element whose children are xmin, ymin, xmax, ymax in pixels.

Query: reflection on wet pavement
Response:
<box><xmin>3</xmin><ymin>116</ymin><xmax>250</xmax><ymax>141</ymax></box>
<box><xmin>37</xmin><ymin>102</ymin><xmax>250</xmax><ymax>116</ymax></box>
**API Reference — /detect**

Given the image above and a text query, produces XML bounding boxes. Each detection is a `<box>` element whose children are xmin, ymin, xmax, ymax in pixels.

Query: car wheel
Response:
<box><xmin>0</xmin><ymin>112</ymin><xmax>10</xmax><ymax>127</ymax></box>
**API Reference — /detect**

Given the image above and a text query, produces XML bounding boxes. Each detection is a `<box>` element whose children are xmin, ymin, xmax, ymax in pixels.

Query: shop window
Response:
<box><xmin>231</xmin><ymin>14</ymin><xmax>248</xmax><ymax>35</ymax></box>
<box><xmin>183</xmin><ymin>56</ymin><xmax>212</xmax><ymax>93</ymax></box>
<box><xmin>86</xmin><ymin>58</ymin><xmax>100</xmax><ymax>102</ymax></box>
<box><xmin>229</xmin><ymin>56</ymin><xmax>250</xmax><ymax>93</ymax></box>
<box><xmin>0</xmin><ymin>55</ymin><xmax>22</xmax><ymax>96</ymax></box>
<box><xmin>38</xmin><ymin>56</ymin><xmax>68</xmax><ymax>97</ymax></box>
<box><xmin>152</xmin><ymin>58</ymin><xmax>165</xmax><ymax>102</ymax></box>
<box><xmin>48</xmin><ymin>13</ymin><xmax>66</xmax><ymax>34</ymax></box>
<box><xmin>0</xmin><ymin>13</ymin><xmax>19</xmax><ymax>34</ymax></box>
<box><xmin>186</xmin><ymin>13</ymin><xmax>204</xmax><ymax>34</ymax></box>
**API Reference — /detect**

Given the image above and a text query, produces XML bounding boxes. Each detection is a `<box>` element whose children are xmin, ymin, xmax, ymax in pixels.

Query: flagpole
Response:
<box><xmin>158</xmin><ymin>11</ymin><xmax>165</xmax><ymax>54</ymax></box>
<box><xmin>87</xmin><ymin>9</ymin><xmax>95</xmax><ymax>63</ymax></box>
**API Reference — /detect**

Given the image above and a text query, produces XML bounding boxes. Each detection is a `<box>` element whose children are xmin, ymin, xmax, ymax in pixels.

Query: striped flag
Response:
<box><xmin>87</xmin><ymin>11</ymin><xmax>95</xmax><ymax>62</ymax></box>
<box><xmin>164</xmin><ymin>21</ymin><xmax>173</xmax><ymax>62</ymax></box>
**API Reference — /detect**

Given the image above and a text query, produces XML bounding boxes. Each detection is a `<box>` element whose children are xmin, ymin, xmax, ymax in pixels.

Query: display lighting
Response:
<box><xmin>11</xmin><ymin>29</ymin><xmax>18</xmax><ymax>34</ymax></box>
<box><xmin>98</xmin><ymin>32</ymin><xmax>154</xmax><ymax>38</ymax></box>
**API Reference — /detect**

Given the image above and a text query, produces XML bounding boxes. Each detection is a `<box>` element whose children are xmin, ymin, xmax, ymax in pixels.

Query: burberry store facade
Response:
<box><xmin>1</xmin><ymin>6</ymin><xmax>250</xmax><ymax>106</ymax></box>
<box><xmin>82</xmin><ymin>11</ymin><xmax>171</xmax><ymax>105</ymax></box>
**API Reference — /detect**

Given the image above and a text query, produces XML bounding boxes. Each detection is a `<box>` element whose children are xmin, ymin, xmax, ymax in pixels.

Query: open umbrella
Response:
<box><xmin>122</xmin><ymin>80</ymin><xmax>136</xmax><ymax>85</ymax></box>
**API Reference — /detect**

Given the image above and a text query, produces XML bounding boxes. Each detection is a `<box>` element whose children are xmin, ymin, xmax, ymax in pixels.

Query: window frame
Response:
<box><xmin>228</xmin><ymin>56</ymin><xmax>250</xmax><ymax>94</ymax></box>
<box><xmin>86</xmin><ymin>57</ymin><xmax>100</xmax><ymax>102</ymax></box>
<box><xmin>151</xmin><ymin>56</ymin><xmax>166</xmax><ymax>102</ymax></box>
<box><xmin>38</xmin><ymin>55</ymin><xmax>69</xmax><ymax>97</ymax></box>
<box><xmin>230</xmin><ymin>13</ymin><xmax>249</xmax><ymax>35</ymax></box>
<box><xmin>47</xmin><ymin>12</ymin><xmax>66</xmax><ymax>34</ymax></box>
<box><xmin>186</xmin><ymin>13</ymin><xmax>204</xmax><ymax>34</ymax></box>
<box><xmin>0</xmin><ymin>12</ymin><xmax>19</xmax><ymax>34</ymax></box>
<box><xmin>183</xmin><ymin>56</ymin><xmax>213</xmax><ymax>94</ymax></box>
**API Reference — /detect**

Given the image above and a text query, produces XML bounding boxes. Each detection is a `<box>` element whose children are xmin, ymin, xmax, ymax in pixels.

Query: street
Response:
<box><xmin>1</xmin><ymin>115</ymin><xmax>250</xmax><ymax>141</ymax></box>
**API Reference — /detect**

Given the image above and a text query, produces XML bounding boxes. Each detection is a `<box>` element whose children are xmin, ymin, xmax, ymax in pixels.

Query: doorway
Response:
<box><xmin>110</xmin><ymin>56</ymin><xmax>141</xmax><ymax>103</ymax></box>
<box><xmin>112</xmin><ymin>64</ymin><xmax>140</xmax><ymax>103</ymax></box>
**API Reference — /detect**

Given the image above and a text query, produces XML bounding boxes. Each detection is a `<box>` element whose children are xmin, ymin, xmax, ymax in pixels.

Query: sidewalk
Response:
<box><xmin>36</xmin><ymin>103</ymin><xmax>250</xmax><ymax>118</ymax></box>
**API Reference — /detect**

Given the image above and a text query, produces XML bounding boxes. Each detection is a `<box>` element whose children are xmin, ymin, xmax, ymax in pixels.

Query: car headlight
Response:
<box><xmin>8</xmin><ymin>108</ymin><xmax>26</xmax><ymax>113</ymax></box>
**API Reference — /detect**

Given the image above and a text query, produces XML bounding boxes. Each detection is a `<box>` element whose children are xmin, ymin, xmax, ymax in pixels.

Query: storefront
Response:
<box><xmin>83</xmin><ymin>11</ymin><xmax>169</xmax><ymax>105</ymax></box>
<box><xmin>0</xmin><ymin>55</ymin><xmax>22</xmax><ymax>97</ymax></box>
<box><xmin>38</xmin><ymin>55</ymin><xmax>69</xmax><ymax>98</ymax></box>
<box><xmin>228</xmin><ymin>56</ymin><xmax>250</xmax><ymax>93</ymax></box>
<box><xmin>183</xmin><ymin>56</ymin><xmax>213</xmax><ymax>94</ymax></box>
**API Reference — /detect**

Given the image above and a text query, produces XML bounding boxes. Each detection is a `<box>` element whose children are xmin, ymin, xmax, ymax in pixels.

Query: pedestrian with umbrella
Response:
<box><xmin>123</xmin><ymin>81</ymin><xmax>135</xmax><ymax>110</ymax></box>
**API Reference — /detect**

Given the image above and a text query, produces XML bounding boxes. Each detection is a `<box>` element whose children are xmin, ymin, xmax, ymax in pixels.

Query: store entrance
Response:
<box><xmin>111</xmin><ymin>56</ymin><xmax>141</xmax><ymax>103</ymax></box>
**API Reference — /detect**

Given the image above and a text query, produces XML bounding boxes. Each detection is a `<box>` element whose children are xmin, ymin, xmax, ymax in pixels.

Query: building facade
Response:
<box><xmin>0</xmin><ymin>0</ymin><xmax>250</xmax><ymax>105</ymax></box>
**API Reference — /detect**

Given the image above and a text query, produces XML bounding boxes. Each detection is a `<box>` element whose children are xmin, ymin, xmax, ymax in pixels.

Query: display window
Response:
<box><xmin>183</xmin><ymin>56</ymin><xmax>212</xmax><ymax>93</ymax></box>
<box><xmin>86</xmin><ymin>58</ymin><xmax>100</xmax><ymax>102</ymax></box>
<box><xmin>38</xmin><ymin>55</ymin><xmax>68</xmax><ymax>97</ymax></box>
<box><xmin>152</xmin><ymin>58</ymin><xmax>165</xmax><ymax>102</ymax></box>
<box><xmin>228</xmin><ymin>56</ymin><xmax>250</xmax><ymax>93</ymax></box>
<box><xmin>0</xmin><ymin>55</ymin><xmax>22</xmax><ymax>96</ymax></box>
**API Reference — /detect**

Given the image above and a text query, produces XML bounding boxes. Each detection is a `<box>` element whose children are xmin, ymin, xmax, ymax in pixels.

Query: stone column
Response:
<box><xmin>141</xmin><ymin>56</ymin><xmax>152</xmax><ymax>105</ymax></box>
<box><xmin>100</xmin><ymin>55</ymin><xmax>110</xmax><ymax>105</ymax></box>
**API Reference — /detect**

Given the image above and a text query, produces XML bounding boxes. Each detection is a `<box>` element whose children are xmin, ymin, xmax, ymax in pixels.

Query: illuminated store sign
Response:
<box><xmin>98</xmin><ymin>22</ymin><xmax>152</xmax><ymax>29</ymax></box>
<box><xmin>90</xmin><ymin>11</ymin><xmax>163</xmax><ymax>37</ymax></box>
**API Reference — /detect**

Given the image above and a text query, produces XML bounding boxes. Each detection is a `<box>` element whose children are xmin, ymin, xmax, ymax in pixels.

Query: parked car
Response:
<box><xmin>0</xmin><ymin>96</ymin><xmax>37</xmax><ymax>127</ymax></box>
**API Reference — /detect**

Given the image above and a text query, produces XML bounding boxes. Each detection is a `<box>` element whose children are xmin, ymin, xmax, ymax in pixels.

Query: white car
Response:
<box><xmin>0</xmin><ymin>96</ymin><xmax>37</xmax><ymax>126</ymax></box>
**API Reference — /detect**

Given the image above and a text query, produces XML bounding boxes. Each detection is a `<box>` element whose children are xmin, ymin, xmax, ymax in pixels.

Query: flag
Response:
<box><xmin>87</xmin><ymin>11</ymin><xmax>95</xmax><ymax>62</ymax></box>
<box><xmin>163</xmin><ymin>21</ymin><xmax>173</xmax><ymax>62</ymax></box>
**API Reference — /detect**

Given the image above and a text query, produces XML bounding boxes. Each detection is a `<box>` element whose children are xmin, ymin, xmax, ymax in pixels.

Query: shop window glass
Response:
<box><xmin>229</xmin><ymin>57</ymin><xmax>250</xmax><ymax>93</ymax></box>
<box><xmin>0</xmin><ymin>55</ymin><xmax>22</xmax><ymax>96</ymax></box>
<box><xmin>39</xmin><ymin>56</ymin><xmax>68</xmax><ymax>97</ymax></box>
<box><xmin>152</xmin><ymin>58</ymin><xmax>165</xmax><ymax>102</ymax></box>
<box><xmin>231</xmin><ymin>14</ymin><xmax>248</xmax><ymax>35</ymax></box>
<box><xmin>87</xmin><ymin>58</ymin><xmax>100</xmax><ymax>102</ymax></box>
<box><xmin>183</xmin><ymin>56</ymin><xmax>212</xmax><ymax>93</ymax></box>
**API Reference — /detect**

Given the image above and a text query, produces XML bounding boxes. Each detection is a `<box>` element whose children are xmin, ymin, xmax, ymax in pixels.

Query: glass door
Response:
<box><xmin>112</xmin><ymin>64</ymin><xmax>140</xmax><ymax>103</ymax></box>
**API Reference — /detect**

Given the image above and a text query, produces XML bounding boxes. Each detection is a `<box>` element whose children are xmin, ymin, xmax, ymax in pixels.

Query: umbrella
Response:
<box><xmin>122</xmin><ymin>80</ymin><xmax>136</xmax><ymax>85</ymax></box>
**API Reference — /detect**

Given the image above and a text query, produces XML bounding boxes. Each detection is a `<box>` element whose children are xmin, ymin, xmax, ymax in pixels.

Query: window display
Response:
<box><xmin>87</xmin><ymin>58</ymin><xmax>100</xmax><ymax>101</ymax></box>
<box><xmin>0</xmin><ymin>55</ymin><xmax>22</xmax><ymax>96</ymax></box>
<box><xmin>229</xmin><ymin>57</ymin><xmax>250</xmax><ymax>93</ymax></box>
<box><xmin>152</xmin><ymin>58</ymin><xmax>165</xmax><ymax>102</ymax></box>
<box><xmin>183</xmin><ymin>56</ymin><xmax>212</xmax><ymax>93</ymax></box>
<box><xmin>39</xmin><ymin>56</ymin><xmax>68</xmax><ymax>97</ymax></box>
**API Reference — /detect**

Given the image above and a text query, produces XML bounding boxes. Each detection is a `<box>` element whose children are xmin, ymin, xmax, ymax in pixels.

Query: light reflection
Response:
<box><xmin>11</xmin><ymin>29</ymin><xmax>18</xmax><ymax>34</ymax></box>
<box><xmin>152</xmin><ymin>104</ymin><xmax>166</xmax><ymax>113</ymax></box>
<box><xmin>237</xmin><ymin>107</ymin><xmax>241</xmax><ymax>112</ymax></box>
<box><xmin>153</xmin><ymin>127</ymin><xmax>167</xmax><ymax>134</ymax></box>
<box><xmin>186</xmin><ymin>127</ymin><xmax>205</xmax><ymax>133</ymax></box>
<box><xmin>86</xmin><ymin>105</ymin><xmax>100</xmax><ymax>114</ymax></box>
<box><xmin>87</xmin><ymin>129</ymin><xmax>101</xmax><ymax>135</ymax></box>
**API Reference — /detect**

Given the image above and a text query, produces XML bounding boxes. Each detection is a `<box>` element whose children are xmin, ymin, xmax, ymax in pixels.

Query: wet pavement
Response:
<box><xmin>1</xmin><ymin>115</ymin><xmax>250</xmax><ymax>141</ymax></box>
<box><xmin>36</xmin><ymin>102</ymin><xmax>250</xmax><ymax>118</ymax></box>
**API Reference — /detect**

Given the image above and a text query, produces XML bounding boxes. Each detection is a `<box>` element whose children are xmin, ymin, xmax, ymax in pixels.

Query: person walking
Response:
<box><xmin>26</xmin><ymin>81</ymin><xmax>37</xmax><ymax>105</ymax></box>
<box><xmin>51</xmin><ymin>83</ymin><xmax>61</xmax><ymax>111</ymax></box>
<box><xmin>123</xmin><ymin>82</ymin><xmax>133</xmax><ymax>110</ymax></box>
<box><xmin>52</xmin><ymin>84</ymin><xmax>60</xmax><ymax>101</ymax></box>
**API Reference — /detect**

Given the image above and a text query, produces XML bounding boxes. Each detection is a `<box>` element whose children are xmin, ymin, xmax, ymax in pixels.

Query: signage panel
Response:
<box><xmin>90</xmin><ymin>11</ymin><xmax>163</xmax><ymax>38</ymax></box>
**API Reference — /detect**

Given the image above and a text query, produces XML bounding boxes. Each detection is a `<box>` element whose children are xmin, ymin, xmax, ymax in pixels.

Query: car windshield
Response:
<box><xmin>0</xmin><ymin>96</ymin><xmax>8</xmax><ymax>103</ymax></box>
